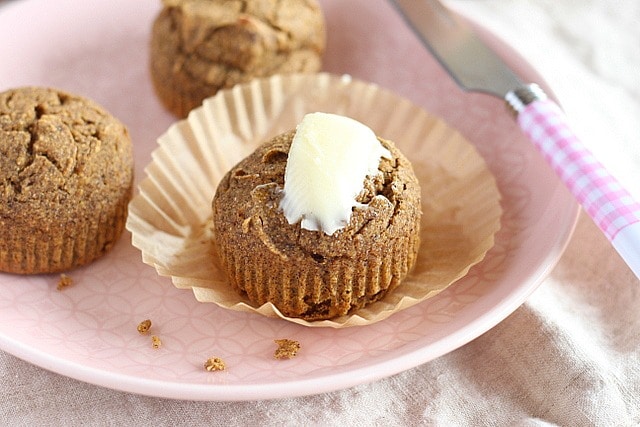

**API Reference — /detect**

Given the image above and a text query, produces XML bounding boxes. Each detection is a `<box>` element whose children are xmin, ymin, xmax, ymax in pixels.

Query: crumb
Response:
<box><xmin>151</xmin><ymin>335</ymin><xmax>162</xmax><ymax>349</ymax></box>
<box><xmin>56</xmin><ymin>274</ymin><xmax>73</xmax><ymax>291</ymax></box>
<box><xmin>137</xmin><ymin>319</ymin><xmax>152</xmax><ymax>335</ymax></box>
<box><xmin>204</xmin><ymin>357</ymin><xmax>226</xmax><ymax>372</ymax></box>
<box><xmin>274</xmin><ymin>339</ymin><xmax>300</xmax><ymax>359</ymax></box>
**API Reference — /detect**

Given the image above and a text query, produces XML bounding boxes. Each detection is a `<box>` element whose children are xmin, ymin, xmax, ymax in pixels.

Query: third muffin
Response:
<box><xmin>150</xmin><ymin>0</ymin><xmax>326</xmax><ymax>117</ymax></box>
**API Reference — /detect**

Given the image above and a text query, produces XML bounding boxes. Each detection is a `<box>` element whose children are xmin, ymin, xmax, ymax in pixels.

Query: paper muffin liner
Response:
<box><xmin>127</xmin><ymin>73</ymin><xmax>502</xmax><ymax>328</ymax></box>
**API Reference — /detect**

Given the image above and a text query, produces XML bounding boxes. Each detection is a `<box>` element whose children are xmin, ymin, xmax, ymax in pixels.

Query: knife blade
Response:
<box><xmin>389</xmin><ymin>0</ymin><xmax>640</xmax><ymax>280</ymax></box>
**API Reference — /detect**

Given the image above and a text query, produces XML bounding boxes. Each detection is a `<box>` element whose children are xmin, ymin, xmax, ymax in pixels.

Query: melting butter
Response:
<box><xmin>279</xmin><ymin>112</ymin><xmax>391</xmax><ymax>235</ymax></box>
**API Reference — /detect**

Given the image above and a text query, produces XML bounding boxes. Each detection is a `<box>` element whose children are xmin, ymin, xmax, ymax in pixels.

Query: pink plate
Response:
<box><xmin>0</xmin><ymin>0</ymin><xmax>578</xmax><ymax>400</ymax></box>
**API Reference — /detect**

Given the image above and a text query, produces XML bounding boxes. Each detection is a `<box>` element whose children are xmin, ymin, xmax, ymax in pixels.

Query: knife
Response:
<box><xmin>389</xmin><ymin>0</ymin><xmax>640</xmax><ymax>281</ymax></box>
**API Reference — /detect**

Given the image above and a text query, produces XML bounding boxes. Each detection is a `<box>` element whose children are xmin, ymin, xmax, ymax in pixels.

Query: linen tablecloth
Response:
<box><xmin>1</xmin><ymin>0</ymin><xmax>639</xmax><ymax>425</ymax></box>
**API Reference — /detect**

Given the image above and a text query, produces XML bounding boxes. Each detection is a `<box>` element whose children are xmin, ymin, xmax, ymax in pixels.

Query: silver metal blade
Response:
<box><xmin>389</xmin><ymin>0</ymin><xmax>523</xmax><ymax>98</ymax></box>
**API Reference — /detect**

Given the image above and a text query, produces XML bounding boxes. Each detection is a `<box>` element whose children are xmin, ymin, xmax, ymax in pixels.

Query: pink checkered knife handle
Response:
<box><xmin>518</xmin><ymin>97</ymin><xmax>640</xmax><ymax>279</ymax></box>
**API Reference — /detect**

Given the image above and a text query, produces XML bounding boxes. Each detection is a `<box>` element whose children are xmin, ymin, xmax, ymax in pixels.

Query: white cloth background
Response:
<box><xmin>1</xmin><ymin>0</ymin><xmax>639</xmax><ymax>425</ymax></box>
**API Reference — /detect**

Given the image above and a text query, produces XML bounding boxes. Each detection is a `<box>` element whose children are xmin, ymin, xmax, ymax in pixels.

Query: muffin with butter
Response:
<box><xmin>212</xmin><ymin>112</ymin><xmax>421</xmax><ymax>321</ymax></box>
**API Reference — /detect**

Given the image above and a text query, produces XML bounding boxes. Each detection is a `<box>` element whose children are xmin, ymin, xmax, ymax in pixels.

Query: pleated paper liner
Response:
<box><xmin>126</xmin><ymin>73</ymin><xmax>502</xmax><ymax>328</ymax></box>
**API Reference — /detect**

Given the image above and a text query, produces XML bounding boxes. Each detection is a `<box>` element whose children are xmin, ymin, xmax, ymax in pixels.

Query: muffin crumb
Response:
<box><xmin>274</xmin><ymin>339</ymin><xmax>300</xmax><ymax>359</ymax></box>
<box><xmin>204</xmin><ymin>357</ymin><xmax>226</xmax><ymax>372</ymax></box>
<box><xmin>56</xmin><ymin>274</ymin><xmax>73</xmax><ymax>291</ymax></box>
<box><xmin>151</xmin><ymin>335</ymin><xmax>162</xmax><ymax>349</ymax></box>
<box><xmin>137</xmin><ymin>319</ymin><xmax>152</xmax><ymax>335</ymax></box>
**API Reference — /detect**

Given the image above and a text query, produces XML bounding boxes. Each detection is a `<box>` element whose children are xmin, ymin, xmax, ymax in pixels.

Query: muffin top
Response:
<box><xmin>158</xmin><ymin>0</ymin><xmax>326</xmax><ymax>70</ymax></box>
<box><xmin>213</xmin><ymin>130</ymin><xmax>421</xmax><ymax>262</ymax></box>
<box><xmin>0</xmin><ymin>87</ymin><xmax>134</xmax><ymax>228</ymax></box>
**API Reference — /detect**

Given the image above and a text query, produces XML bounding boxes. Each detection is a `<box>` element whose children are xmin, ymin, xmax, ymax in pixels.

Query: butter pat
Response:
<box><xmin>279</xmin><ymin>112</ymin><xmax>391</xmax><ymax>235</ymax></box>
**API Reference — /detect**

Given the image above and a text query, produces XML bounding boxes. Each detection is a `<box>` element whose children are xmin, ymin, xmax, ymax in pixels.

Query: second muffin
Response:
<box><xmin>0</xmin><ymin>87</ymin><xmax>134</xmax><ymax>274</ymax></box>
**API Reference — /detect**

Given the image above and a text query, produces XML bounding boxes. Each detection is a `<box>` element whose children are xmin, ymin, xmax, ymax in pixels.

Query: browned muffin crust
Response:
<box><xmin>150</xmin><ymin>0</ymin><xmax>326</xmax><ymax>117</ymax></box>
<box><xmin>0</xmin><ymin>87</ymin><xmax>134</xmax><ymax>274</ymax></box>
<box><xmin>212</xmin><ymin>130</ymin><xmax>421</xmax><ymax>320</ymax></box>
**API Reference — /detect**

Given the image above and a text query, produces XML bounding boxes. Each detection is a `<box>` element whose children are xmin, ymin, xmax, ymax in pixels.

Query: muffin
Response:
<box><xmin>0</xmin><ymin>87</ymin><xmax>134</xmax><ymax>274</ymax></box>
<box><xmin>150</xmin><ymin>0</ymin><xmax>326</xmax><ymax>118</ymax></box>
<box><xmin>212</xmin><ymin>114</ymin><xmax>421</xmax><ymax>320</ymax></box>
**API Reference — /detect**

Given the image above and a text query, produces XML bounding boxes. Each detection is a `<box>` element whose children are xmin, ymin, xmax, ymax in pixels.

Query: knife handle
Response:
<box><xmin>516</xmin><ymin>97</ymin><xmax>640</xmax><ymax>279</ymax></box>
